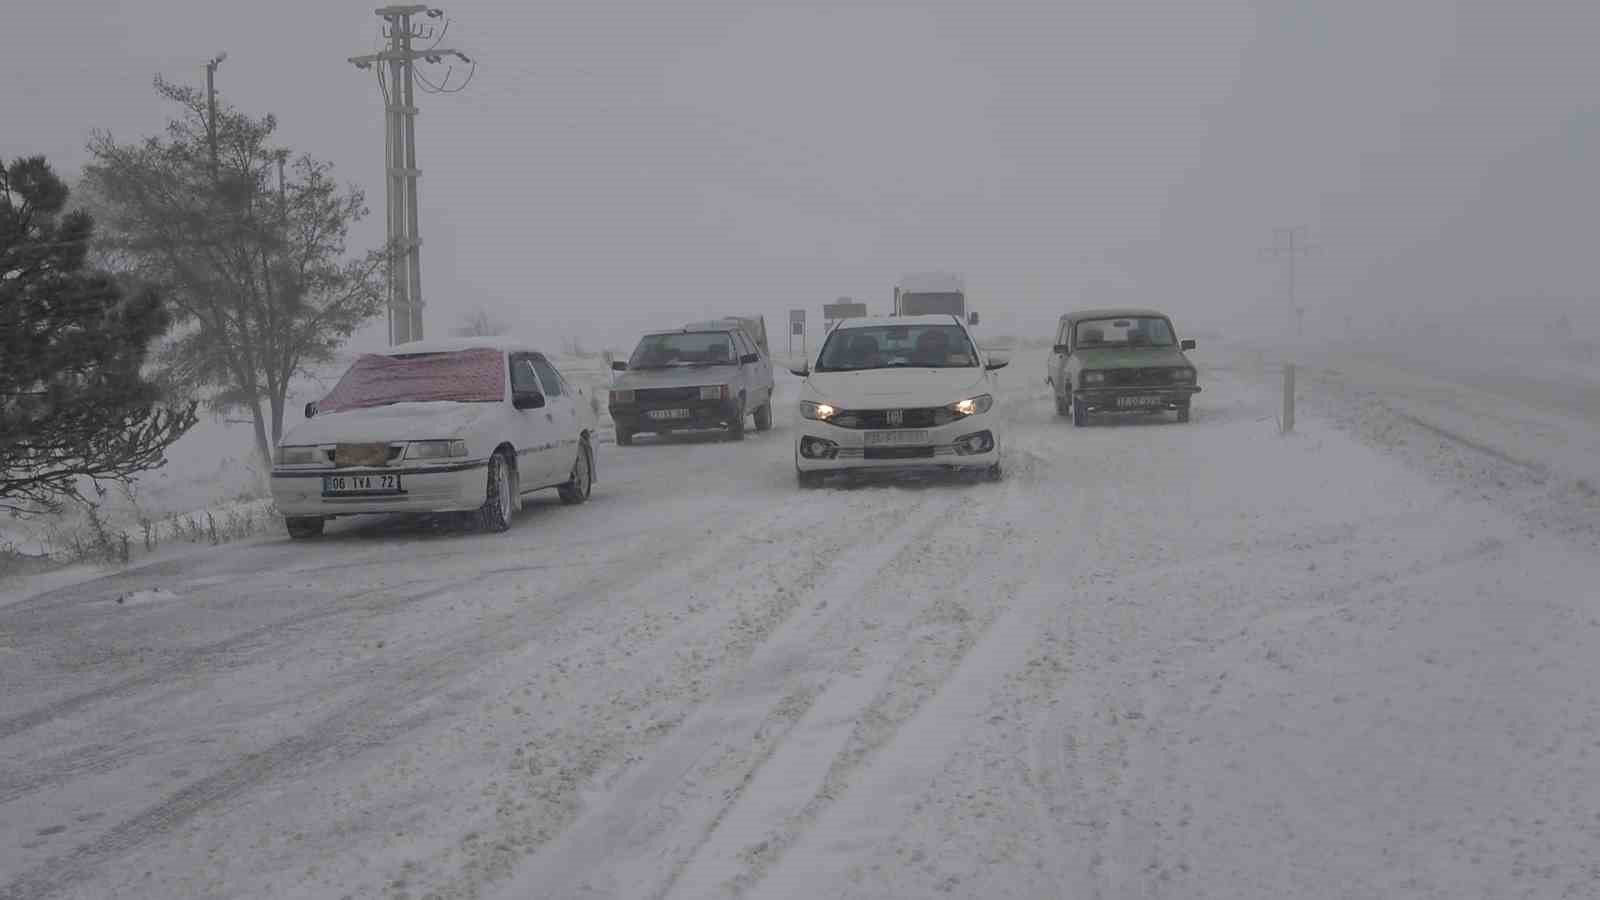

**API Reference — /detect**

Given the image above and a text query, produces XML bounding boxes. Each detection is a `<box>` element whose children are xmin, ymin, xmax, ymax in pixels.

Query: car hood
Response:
<box><xmin>281</xmin><ymin>402</ymin><xmax>496</xmax><ymax>446</ymax></box>
<box><xmin>1074</xmin><ymin>347</ymin><xmax>1193</xmax><ymax>369</ymax></box>
<box><xmin>613</xmin><ymin>365</ymin><xmax>742</xmax><ymax>391</ymax></box>
<box><xmin>803</xmin><ymin>368</ymin><xmax>989</xmax><ymax>408</ymax></box>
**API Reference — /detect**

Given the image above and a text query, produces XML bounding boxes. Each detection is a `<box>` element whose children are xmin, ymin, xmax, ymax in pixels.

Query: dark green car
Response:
<box><xmin>1045</xmin><ymin>308</ymin><xmax>1201</xmax><ymax>426</ymax></box>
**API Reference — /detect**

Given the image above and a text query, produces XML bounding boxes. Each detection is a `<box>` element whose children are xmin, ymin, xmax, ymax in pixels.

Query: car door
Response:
<box><xmin>528</xmin><ymin>354</ymin><xmax>580</xmax><ymax>483</ymax></box>
<box><xmin>1047</xmin><ymin>319</ymin><xmax>1067</xmax><ymax>389</ymax></box>
<box><xmin>734</xmin><ymin>329</ymin><xmax>772</xmax><ymax>408</ymax></box>
<box><xmin>509</xmin><ymin>353</ymin><xmax>563</xmax><ymax>487</ymax></box>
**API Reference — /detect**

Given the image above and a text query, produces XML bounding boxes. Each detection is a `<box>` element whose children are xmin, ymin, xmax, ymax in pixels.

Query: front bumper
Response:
<box><xmin>610</xmin><ymin>397</ymin><xmax>741</xmax><ymax>433</ymax></box>
<box><xmin>269</xmin><ymin>459</ymin><xmax>489</xmax><ymax>517</ymax></box>
<box><xmin>793</xmin><ymin>415</ymin><xmax>1001</xmax><ymax>473</ymax></box>
<box><xmin>1073</xmin><ymin>384</ymin><xmax>1200</xmax><ymax>413</ymax></box>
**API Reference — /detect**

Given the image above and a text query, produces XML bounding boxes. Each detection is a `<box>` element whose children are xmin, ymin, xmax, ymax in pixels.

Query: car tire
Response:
<box><xmin>285</xmin><ymin>516</ymin><xmax>324</xmax><ymax>540</ymax></box>
<box><xmin>1072</xmin><ymin>398</ymin><xmax>1088</xmax><ymax>428</ymax></box>
<box><xmin>1176</xmin><ymin>403</ymin><xmax>1191</xmax><ymax>424</ymax></box>
<box><xmin>558</xmin><ymin>440</ymin><xmax>593</xmax><ymax>505</ymax></box>
<box><xmin>753</xmin><ymin>402</ymin><xmax>773</xmax><ymax>431</ymax></box>
<box><xmin>727</xmin><ymin>403</ymin><xmax>746</xmax><ymax>441</ymax></box>
<box><xmin>616</xmin><ymin>426</ymin><xmax>634</xmax><ymax>446</ymax></box>
<box><xmin>476</xmin><ymin>453</ymin><xmax>514</xmax><ymax>533</ymax></box>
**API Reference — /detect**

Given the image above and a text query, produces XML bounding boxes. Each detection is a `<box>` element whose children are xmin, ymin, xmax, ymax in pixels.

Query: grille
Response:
<box><xmin>636</xmin><ymin>386</ymin><xmax>704</xmax><ymax>403</ymax></box>
<box><xmin>324</xmin><ymin>444</ymin><xmax>404</xmax><ymax>465</ymax></box>
<box><xmin>832</xmin><ymin>406</ymin><xmax>952</xmax><ymax>429</ymax></box>
<box><xmin>864</xmin><ymin>446</ymin><xmax>937</xmax><ymax>460</ymax></box>
<box><xmin>837</xmin><ymin>446</ymin><xmax>958</xmax><ymax>460</ymax></box>
<box><xmin>1102</xmin><ymin>368</ymin><xmax>1175</xmax><ymax>387</ymax></box>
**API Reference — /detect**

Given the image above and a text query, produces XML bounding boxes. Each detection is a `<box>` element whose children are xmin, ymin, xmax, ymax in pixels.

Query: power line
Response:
<box><xmin>1259</xmin><ymin>226</ymin><xmax>1315</xmax><ymax>338</ymax></box>
<box><xmin>348</xmin><ymin>5</ymin><xmax>474</xmax><ymax>346</ymax></box>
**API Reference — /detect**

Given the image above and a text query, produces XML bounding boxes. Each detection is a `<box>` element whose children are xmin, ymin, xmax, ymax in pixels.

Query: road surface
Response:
<box><xmin>3</xmin><ymin>348</ymin><xmax>1597</xmax><ymax>900</ymax></box>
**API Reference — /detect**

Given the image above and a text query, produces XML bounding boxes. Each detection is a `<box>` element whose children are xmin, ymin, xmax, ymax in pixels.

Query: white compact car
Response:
<box><xmin>270</xmin><ymin>337</ymin><xmax>597</xmax><ymax>538</ymax></box>
<box><xmin>789</xmin><ymin>315</ymin><xmax>1009</xmax><ymax>486</ymax></box>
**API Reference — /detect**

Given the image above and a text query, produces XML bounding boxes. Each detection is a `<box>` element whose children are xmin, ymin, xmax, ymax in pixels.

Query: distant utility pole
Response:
<box><xmin>349</xmin><ymin>6</ymin><xmax>474</xmax><ymax>345</ymax></box>
<box><xmin>205</xmin><ymin>52</ymin><xmax>227</xmax><ymax>170</ymax></box>
<box><xmin>1259</xmin><ymin>226</ymin><xmax>1315</xmax><ymax>338</ymax></box>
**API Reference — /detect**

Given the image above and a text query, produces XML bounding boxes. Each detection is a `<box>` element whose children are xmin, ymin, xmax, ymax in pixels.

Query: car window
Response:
<box><xmin>815</xmin><ymin>323</ymin><xmax>978</xmax><ymax>372</ymax></box>
<box><xmin>509</xmin><ymin>355</ymin><xmax>543</xmax><ymax>394</ymax></box>
<box><xmin>628</xmin><ymin>331</ymin><xmax>736</xmax><ymax>368</ymax></box>
<box><xmin>529</xmin><ymin>356</ymin><xmax>565</xmax><ymax>396</ymax></box>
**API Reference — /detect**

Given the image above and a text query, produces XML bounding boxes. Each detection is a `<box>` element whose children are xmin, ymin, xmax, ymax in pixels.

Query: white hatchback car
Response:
<box><xmin>789</xmin><ymin>315</ymin><xmax>1009</xmax><ymax>486</ymax></box>
<box><xmin>270</xmin><ymin>337</ymin><xmax>597</xmax><ymax>538</ymax></box>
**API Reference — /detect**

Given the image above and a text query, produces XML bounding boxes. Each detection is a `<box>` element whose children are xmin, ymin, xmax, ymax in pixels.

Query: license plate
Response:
<box><xmin>864</xmin><ymin>430</ymin><xmax>929</xmax><ymax>445</ymax></box>
<box><xmin>647</xmin><ymin>408</ymin><xmax>691</xmax><ymax>420</ymax></box>
<box><xmin>1116</xmin><ymin>395</ymin><xmax>1165</xmax><ymax>408</ymax></box>
<box><xmin>322</xmin><ymin>473</ymin><xmax>403</xmax><ymax>495</ymax></box>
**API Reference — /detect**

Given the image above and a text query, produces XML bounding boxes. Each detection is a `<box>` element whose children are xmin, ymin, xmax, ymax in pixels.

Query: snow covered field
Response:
<box><xmin>2</xmin><ymin>346</ymin><xmax>1598</xmax><ymax>899</ymax></box>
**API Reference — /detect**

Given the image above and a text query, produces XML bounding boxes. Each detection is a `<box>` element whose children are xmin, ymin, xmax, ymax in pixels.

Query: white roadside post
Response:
<box><xmin>1282</xmin><ymin>363</ymin><xmax>1296</xmax><ymax>434</ymax></box>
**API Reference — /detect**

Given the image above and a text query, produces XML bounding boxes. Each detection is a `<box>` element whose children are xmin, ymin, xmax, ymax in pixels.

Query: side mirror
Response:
<box><xmin>610</xmin><ymin>360</ymin><xmax>628</xmax><ymax>372</ymax></box>
<box><xmin>303</xmin><ymin>401</ymin><xmax>318</xmax><ymax>419</ymax></box>
<box><xmin>740</xmin><ymin>352</ymin><xmax>760</xmax><ymax>365</ymax></box>
<box><xmin>513</xmin><ymin>390</ymin><xmax>546</xmax><ymax>410</ymax></box>
<box><xmin>1051</xmin><ymin>343</ymin><xmax>1068</xmax><ymax>355</ymax></box>
<box><xmin>985</xmin><ymin>351</ymin><xmax>1011</xmax><ymax>371</ymax></box>
<box><xmin>1181</xmin><ymin>339</ymin><xmax>1197</xmax><ymax>351</ymax></box>
<box><xmin>967</xmin><ymin>311</ymin><xmax>980</xmax><ymax>326</ymax></box>
<box><xmin>788</xmin><ymin>362</ymin><xmax>810</xmax><ymax>378</ymax></box>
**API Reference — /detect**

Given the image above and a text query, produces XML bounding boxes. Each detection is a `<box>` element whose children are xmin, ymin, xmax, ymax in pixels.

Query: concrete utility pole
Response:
<box><xmin>1259</xmin><ymin>226</ymin><xmax>1315</xmax><ymax>338</ymax></box>
<box><xmin>205</xmin><ymin>52</ymin><xmax>227</xmax><ymax>170</ymax></box>
<box><xmin>349</xmin><ymin>6</ymin><xmax>473</xmax><ymax>345</ymax></box>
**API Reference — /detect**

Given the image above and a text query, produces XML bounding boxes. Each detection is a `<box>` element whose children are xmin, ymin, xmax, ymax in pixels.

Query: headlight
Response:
<box><xmin>700</xmin><ymin>385</ymin><xmax>728</xmax><ymax>400</ymax></box>
<box><xmin>406</xmin><ymin>439</ymin><xmax>468</xmax><ymax>460</ymax></box>
<box><xmin>610</xmin><ymin>389</ymin><xmax>635</xmax><ymax>403</ymax></box>
<box><xmin>1170</xmin><ymin>369</ymin><xmax>1196</xmax><ymax>383</ymax></box>
<box><xmin>799</xmin><ymin>400</ymin><xmax>837</xmax><ymax>422</ymax></box>
<box><xmin>949</xmin><ymin>394</ymin><xmax>994</xmax><ymax>417</ymax></box>
<box><xmin>274</xmin><ymin>445</ymin><xmax>321</xmax><ymax>466</ymax></box>
<box><xmin>1082</xmin><ymin>371</ymin><xmax>1106</xmax><ymax>384</ymax></box>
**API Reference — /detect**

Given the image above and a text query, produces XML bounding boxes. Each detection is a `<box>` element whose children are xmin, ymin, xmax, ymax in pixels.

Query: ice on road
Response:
<box><xmin>2</xmin><ymin>349</ymin><xmax>1598</xmax><ymax>900</ymax></box>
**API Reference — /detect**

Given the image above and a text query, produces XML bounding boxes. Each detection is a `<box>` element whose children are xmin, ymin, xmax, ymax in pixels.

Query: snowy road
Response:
<box><xmin>3</xmin><ymin>349</ymin><xmax>1598</xmax><ymax>899</ymax></box>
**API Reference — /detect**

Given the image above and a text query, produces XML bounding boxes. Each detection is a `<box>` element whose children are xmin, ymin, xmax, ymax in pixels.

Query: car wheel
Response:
<box><xmin>1176</xmin><ymin>403</ymin><xmax>1191</xmax><ymax>424</ymax></box>
<box><xmin>476</xmin><ymin>453</ymin><xmax>514</xmax><ymax>532</ymax></box>
<box><xmin>285</xmin><ymin>516</ymin><xmax>324</xmax><ymax>540</ymax></box>
<box><xmin>558</xmin><ymin>440</ymin><xmax>593</xmax><ymax>505</ymax></box>
<box><xmin>615</xmin><ymin>426</ymin><xmax>634</xmax><ymax>446</ymax></box>
<box><xmin>1072</xmin><ymin>398</ymin><xmax>1088</xmax><ymax>427</ymax></box>
<box><xmin>753</xmin><ymin>402</ymin><xmax>773</xmax><ymax>431</ymax></box>
<box><xmin>727</xmin><ymin>403</ymin><xmax>747</xmax><ymax>441</ymax></box>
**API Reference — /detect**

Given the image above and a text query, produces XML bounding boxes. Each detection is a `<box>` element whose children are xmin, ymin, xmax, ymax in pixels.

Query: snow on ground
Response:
<box><xmin>1</xmin><ymin>347</ymin><xmax>1598</xmax><ymax>900</ymax></box>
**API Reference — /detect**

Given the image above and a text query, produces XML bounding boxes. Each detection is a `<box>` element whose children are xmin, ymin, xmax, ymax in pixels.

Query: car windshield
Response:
<box><xmin>316</xmin><ymin>348</ymin><xmax>505</xmax><ymax>413</ymax></box>
<box><xmin>815</xmin><ymin>324</ymin><xmax>978</xmax><ymax>371</ymax></box>
<box><xmin>1074</xmin><ymin>316</ymin><xmax>1177</xmax><ymax>349</ymax></box>
<box><xmin>628</xmin><ymin>331</ymin><xmax>736</xmax><ymax>368</ymax></box>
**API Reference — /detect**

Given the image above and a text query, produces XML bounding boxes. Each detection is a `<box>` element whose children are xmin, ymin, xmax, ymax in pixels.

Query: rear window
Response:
<box><xmin>317</xmin><ymin>348</ymin><xmax>505</xmax><ymax>413</ymax></box>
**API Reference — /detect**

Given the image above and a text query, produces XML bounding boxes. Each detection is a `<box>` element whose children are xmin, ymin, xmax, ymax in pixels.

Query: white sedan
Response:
<box><xmin>270</xmin><ymin>337</ymin><xmax>597</xmax><ymax>538</ymax></box>
<box><xmin>789</xmin><ymin>315</ymin><xmax>1008</xmax><ymax>486</ymax></box>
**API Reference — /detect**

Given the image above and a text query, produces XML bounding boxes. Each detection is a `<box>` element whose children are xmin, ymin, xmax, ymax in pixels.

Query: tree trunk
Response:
<box><xmin>249</xmin><ymin>399</ymin><xmax>273</xmax><ymax>473</ymax></box>
<box><xmin>268</xmin><ymin>388</ymin><xmax>286</xmax><ymax>450</ymax></box>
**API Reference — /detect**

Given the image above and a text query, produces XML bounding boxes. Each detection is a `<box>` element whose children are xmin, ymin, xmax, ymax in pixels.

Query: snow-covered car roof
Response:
<box><xmin>376</xmin><ymin>336</ymin><xmax>548</xmax><ymax>357</ymax></box>
<box><xmin>1064</xmin><ymin>308</ymin><xmax>1173</xmax><ymax>321</ymax></box>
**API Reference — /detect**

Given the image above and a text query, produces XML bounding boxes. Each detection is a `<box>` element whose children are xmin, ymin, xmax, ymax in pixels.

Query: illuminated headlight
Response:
<box><xmin>949</xmin><ymin>394</ymin><xmax>994</xmax><ymax>417</ymax></box>
<box><xmin>274</xmin><ymin>445</ymin><xmax>321</xmax><ymax>466</ymax></box>
<box><xmin>610</xmin><ymin>389</ymin><xmax>635</xmax><ymax>403</ymax></box>
<box><xmin>799</xmin><ymin>400</ymin><xmax>837</xmax><ymax>422</ymax></box>
<box><xmin>406</xmin><ymin>439</ymin><xmax>468</xmax><ymax>460</ymax></box>
<box><xmin>1170</xmin><ymin>368</ymin><xmax>1196</xmax><ymax>383</ymax></box>
<box><xmin>1082</xmin><ymin>371</ymin><xmax>1106</xmax><ymax>384</ymax></box>
<box><xmin>699</xmin><ymin>385</ymin><xmax>728</xmax><ymax>400</ymax></box>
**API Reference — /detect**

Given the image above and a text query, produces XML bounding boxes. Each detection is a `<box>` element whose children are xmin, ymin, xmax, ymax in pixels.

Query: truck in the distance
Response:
<box><xmin>893</xmin><ymin>272</ymin><xmax>978</xmax><ymax>325</ymax></box>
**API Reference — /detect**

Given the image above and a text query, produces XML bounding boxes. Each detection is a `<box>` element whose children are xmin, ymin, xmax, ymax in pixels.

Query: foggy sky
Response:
<box><xmin>5</xmin><ymin>0</ymin><xmax>1598</xmax><ymax>351</ymax></box>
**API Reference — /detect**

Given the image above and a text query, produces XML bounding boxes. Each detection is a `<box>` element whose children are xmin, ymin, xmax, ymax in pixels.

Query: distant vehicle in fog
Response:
<box><xmin>894</xmin><ymin>272</ymin><xmax>979</xmax><ymax>326</ymax></box>
<box><xmin>608</xmin><ymin>318</ymin><xmax>776</xmax><ymax>444</ymax></box>
<box><xmin>270</xmin><ymin>338</ymin><xmax>597</xmax><ymax>538</ymax></box>
<box><xmin>1046</xmin><ymin>308</ymin><xmax>1201</xmax><ymax>426</ymax></box>
<box><xmin>789</xmin><ymin>314</ymin><xmax>1007</xmax><ymax>486</ymax></box>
